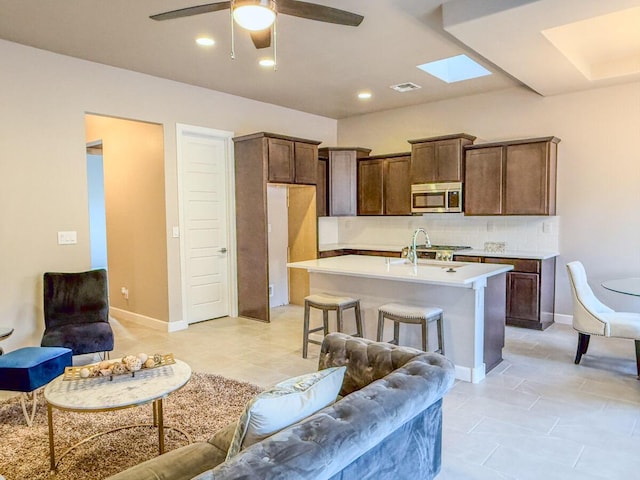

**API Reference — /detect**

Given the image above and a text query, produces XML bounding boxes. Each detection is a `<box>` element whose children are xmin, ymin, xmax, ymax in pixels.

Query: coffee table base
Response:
<box><xmin>47</xmin><ymin>399</ymin><xmax>192</xmax><ymax>472</ymax></box>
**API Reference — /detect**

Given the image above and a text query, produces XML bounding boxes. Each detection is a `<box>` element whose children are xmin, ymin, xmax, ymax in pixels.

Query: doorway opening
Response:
<box><xmin>85</xmin><ymin>114</ymin><xmax>169</xmax><ymax>327</ymax></box>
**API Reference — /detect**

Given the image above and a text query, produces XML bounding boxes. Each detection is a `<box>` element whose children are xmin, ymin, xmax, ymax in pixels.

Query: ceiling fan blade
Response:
<box><xmin>150</xmin><ymin>2</ymin><xmax>231</xmax><ymax>21</ymax></box>
<box><xmin>250</xmin><ymin>28</ymin><xmax>272</xmax><ymax>49</ymax></box>
<box><xmin>277</xmin><ymin>0</ymin><xmax>363</xmax><ymax>26</ymax></box>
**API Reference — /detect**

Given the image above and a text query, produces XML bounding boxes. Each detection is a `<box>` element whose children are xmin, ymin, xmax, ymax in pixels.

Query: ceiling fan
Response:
<box><xmin>150</xmin><ymin>1</ymin><xmax>364</xmax><ymax>58</ymax></box>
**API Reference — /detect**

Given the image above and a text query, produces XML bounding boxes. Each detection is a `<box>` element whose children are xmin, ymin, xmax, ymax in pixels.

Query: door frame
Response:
<box><xmin>176</xmin><ymin>123</ymin><xmax>237</xmax><ymax>325</ymax></box>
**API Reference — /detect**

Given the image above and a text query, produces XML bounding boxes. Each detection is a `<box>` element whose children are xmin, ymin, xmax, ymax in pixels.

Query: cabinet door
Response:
<box><xmin>294</xmin><ymin>142</ymin><xmax>317</xmax><ymax>185</ymax></box>
<box><xmin>505</xmin><ymin>142</ymin><xmax>550</xmax><ymax>215</ymax></box>
<box><xmin>506</xmin><ymin>272</ymin><xmax>540</xmax><ymax>322</ymax></box>
<box><xmin>358</xmin><ymin>159</ymin><xmax>384</xmax><ymax>215</ymax></box>
<box><xmin>464</xmin><ymin>147</ymin><xmax>504</xmax><ymax>215</ymax></box>
<box><xmin>435</xmin><ymin>139</ymin><xmax>463</xmax><ymax>182</ymax></box>
<box><xmin>410</xmin><ymin>143</ymin><xmax>436</xmax><ymax>184</ymax></box>
<box><xmin>329</xmin><ymin>151</ymin><xmax>357</xmax><ymax>216</ymax></box>
<box><xmin>267</xmin><ymin>138</ymin><xmax>294</xmax><ymax>183</ymax></box>
<box><xmin>316</xmin><ymin>158</ymin><xmax>327</xmax><ymax>217</ymax></box>
<box><xmin>384</xmin><ymin>156</ymin><xmax>411</xmax><ymax>215</ymax></box>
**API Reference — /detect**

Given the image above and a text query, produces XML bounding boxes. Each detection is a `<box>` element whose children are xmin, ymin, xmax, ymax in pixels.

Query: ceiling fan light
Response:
<box><xmin>233</xmin><ymin>1</ymin><xmax>276</xmax><ymax>31</ymax></box>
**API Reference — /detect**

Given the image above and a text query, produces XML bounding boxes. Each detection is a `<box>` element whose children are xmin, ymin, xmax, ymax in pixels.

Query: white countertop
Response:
<box><xmin>318</xmin><ymin>244</ymin><xmax>558</xmax><ymax>260</ymax></box>
<box><xmin>288</xmin><ymin>255</ymin><xmax>513</xmax><ymax>287</ymax></box>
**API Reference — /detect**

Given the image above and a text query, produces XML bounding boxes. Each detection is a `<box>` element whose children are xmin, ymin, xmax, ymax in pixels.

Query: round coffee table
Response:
<box><xmin>44</xmin><ymin>358</ymin><xmax>192</xmax><ymax>471</ymax></box>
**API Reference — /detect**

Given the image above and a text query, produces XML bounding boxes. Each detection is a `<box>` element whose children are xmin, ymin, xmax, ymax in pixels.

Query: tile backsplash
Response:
<box><xmin>319</xmin><ymin>214</ymin><xmax>560</xmax><ymax>252</ymax></box>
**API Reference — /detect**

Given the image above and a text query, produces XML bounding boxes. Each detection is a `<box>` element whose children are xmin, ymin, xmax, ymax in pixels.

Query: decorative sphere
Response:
<box><xmin>79</xmin><ymin>368</ymin><xmax>90</xmax><ymax>378</ymax></box>
<box><xmin>137</xmin><ymin>352</ymin><xmax>148</xmax><ymax>364</ymax></box>
<box><xmin>144</xmin><ymin>358</ymin><xmax>155</xmax><ymax>369</ymax></box>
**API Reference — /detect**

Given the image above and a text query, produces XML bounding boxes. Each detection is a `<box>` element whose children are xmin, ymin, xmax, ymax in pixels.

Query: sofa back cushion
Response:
<box><xmin>319</xmin><ymin>333</ymin><xmax>423</xmax><ymax>396</ymax></box>
<box><xmin>226</xmin><ymin>366</ymin><xmax>346</xmax><ymax>459</ymax></box>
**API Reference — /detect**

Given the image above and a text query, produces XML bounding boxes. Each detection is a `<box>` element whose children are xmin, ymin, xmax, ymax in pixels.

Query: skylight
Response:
<box><xmin>417</xmin><ymin>54</ymin><xmax>491</xmax><ymax>83</ymax></box>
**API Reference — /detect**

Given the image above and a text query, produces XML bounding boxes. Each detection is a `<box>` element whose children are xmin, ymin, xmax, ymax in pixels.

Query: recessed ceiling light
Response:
<box><xmin>417</xmin><ymin>54</ymin><xmax>491</xmax><ymax>83</ymax></box>
<box><xmin>196</xmin><ymin>37</ymin><xmax>215</xmax><ymax>46</ymax></box>
<box><xmin>358</xmin><ymin>92</ymin><xmax>372</xmax><ymax>99</ymax></box>
<box><xmin>259</xmin><ymin>58</ymin><xmax>276</xmax><ymax>67</ymax></box>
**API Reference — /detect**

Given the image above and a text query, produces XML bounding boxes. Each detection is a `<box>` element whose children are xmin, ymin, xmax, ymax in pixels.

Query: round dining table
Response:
<box><xmin>601</xmin><ymin>277</ymin><xmax>640</xmax><ymax>297</ymax></box>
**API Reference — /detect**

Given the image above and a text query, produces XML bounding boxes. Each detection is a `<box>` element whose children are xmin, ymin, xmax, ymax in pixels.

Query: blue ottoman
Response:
<box><xmin>0</xmin><ymin>346</ymin><xmax>72</xmax><ymax>426</ymax></box>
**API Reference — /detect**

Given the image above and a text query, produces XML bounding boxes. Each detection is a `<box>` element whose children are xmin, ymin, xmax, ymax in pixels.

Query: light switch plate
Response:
<box><xmin>57</xmin><ymin>231</ymin><xmax>77</xmax><ymax>245</ymax></box>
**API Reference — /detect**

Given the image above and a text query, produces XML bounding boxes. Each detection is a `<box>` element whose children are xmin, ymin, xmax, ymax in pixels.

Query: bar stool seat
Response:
<box><xmin>377</xmin><ymin>303</ymin><xmax>444</xmax><ymax>354</ymax></box>
<box><xmin>303</xmin><ymin>293</ymin><xmax>363</xmax><ymax>358</ymax></box>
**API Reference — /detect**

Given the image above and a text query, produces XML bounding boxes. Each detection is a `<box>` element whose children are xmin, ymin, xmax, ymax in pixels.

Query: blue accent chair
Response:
<box><xmin>0</xmin><ymin>346</ymin><xmax>72</xmax><ymax>425</ymax></box>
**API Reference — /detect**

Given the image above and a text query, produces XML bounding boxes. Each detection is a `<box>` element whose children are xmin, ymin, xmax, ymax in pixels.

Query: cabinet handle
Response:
<box><xmin>219</xmin><ymin>248</ymin><xmax>228</xmax><ymax>253</ymax></box>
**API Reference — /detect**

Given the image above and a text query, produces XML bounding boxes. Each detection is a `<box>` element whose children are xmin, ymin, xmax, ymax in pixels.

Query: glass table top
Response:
<box><xmin>601</xmin><ymin>277</ymin><xmax>640</xmax><ymax>297</ymax></box>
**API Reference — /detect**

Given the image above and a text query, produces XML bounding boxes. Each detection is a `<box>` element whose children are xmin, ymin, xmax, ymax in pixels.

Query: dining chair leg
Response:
<box><xmin>575</xmin><ymin>333</ymin><xmax>590</xmax><ymax>364</ymax></box>
<box><xmin>634</xmin><ymin>340</ymin><xmax>640</xmax><ymax>378</ymax></box>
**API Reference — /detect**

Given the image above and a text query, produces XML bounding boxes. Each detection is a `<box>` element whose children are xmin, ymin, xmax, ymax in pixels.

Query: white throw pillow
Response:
<box><xmin>226</xmin><ymin>366</ymin><xmax>346</xmax><ymax>459</ymax></box>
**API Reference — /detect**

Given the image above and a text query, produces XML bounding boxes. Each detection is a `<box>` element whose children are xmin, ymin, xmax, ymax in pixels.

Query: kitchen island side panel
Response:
<box><xmin>308</xmin><ymin>271</ymin><xmax>496</xmax><ymax>382</ymax></box>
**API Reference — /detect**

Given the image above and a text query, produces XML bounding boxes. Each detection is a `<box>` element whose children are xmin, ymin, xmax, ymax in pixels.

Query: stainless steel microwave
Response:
<box><xmin>411</xmin><ymin>182</ymin><xmax>463</xmax><ymax>214</ymax></box>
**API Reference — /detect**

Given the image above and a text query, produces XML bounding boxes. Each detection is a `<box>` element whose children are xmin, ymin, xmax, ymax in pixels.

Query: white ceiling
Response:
<box><xmin>0</xmin><ymin>0</ymin><xmax>638</xmax><ymax>119</ymax></box>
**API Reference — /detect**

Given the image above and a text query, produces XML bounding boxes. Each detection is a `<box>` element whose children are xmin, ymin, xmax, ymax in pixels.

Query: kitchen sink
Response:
<box><xmin>387</xmin><ymin>258</ymin><xmax>468</xmax><ymax>269</ymax></box>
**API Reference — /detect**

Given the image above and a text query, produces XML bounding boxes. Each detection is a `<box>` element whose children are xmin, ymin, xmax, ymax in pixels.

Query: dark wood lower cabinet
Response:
<box><xmin>466</xmin><ymin>256</ymin><xmax>556</xmax><ymax>330</ymax></box>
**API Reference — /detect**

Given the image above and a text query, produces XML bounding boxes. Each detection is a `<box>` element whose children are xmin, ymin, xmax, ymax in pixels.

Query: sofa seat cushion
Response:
<box><xmin>226</xmin><ymin>366</ymin><xmax>346</xmax><ymax>459</ymax></box>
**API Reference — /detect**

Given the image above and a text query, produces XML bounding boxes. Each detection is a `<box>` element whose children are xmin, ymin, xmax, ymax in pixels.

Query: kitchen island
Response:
<box><xmin>288</xmin><ymin>255</ymin><xmax>513</xmax><ymax>383</ymax></box>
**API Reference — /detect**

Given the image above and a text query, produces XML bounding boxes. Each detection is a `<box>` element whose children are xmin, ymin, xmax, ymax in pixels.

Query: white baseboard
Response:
<box><xmin>455</xmin><ymin>364</ymin><xmax>486</xmax><ymax>384</ymax></box>
<box><xmin>110</xmin><ymin>307</ymin><xmax>188</xmax><ymax>332</ymax></box>
<box><xmin>554</xmin><ymin>313</ymin><xmax>572</xmax><ymax>325</ymax></box>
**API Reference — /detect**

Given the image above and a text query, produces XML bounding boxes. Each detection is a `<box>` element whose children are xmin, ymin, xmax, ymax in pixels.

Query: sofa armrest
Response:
<box><xmin>105</xmin><ymin>440</ymin><xmax>226</xmax><ymax>480</ymax></box>
<box><xmin>318</xmin><ymin>332</ymin><xmax>451</xmax><ymax>395</ymax></box>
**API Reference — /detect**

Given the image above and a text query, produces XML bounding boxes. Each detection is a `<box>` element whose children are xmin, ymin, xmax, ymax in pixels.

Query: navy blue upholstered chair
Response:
<box><xmin>41</xmin><ymin>269</ymin><xmax>114</xmax><ymax>357</ymax></box>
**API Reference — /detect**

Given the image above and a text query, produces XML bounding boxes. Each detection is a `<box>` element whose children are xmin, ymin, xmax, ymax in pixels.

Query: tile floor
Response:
<box><xmin>80</xmin><ymin>306</ymin><xmax>640</xmax><ymax>478</ymax></box>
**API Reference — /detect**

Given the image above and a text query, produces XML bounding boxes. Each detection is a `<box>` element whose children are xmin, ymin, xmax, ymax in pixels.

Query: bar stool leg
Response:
<box><xmin>336</xmin><ymin>307</ymin><xmax>344</xmax><ymax>333</ymax></box>
<box><xmin>322</xmin><ymin>309</ymin><xmax>330</xmax><ymax>336</ymax></box>
<box><xmin>437</xmin><ymin>314</ymin><xmax>445</xmax><ymax>355</ymax></box>
<box><xmin>421</xmin><ymin>319</ymin><xmax>428</xmax><ymax>352</ymax></box>
<box><xmin>392</xmin><ymin>320</ymin><xmax>400</xmax><ymax>346</ymax></box>
<box><xmin>377</xmin><ymin>310</ymin><xmax>384</xmax><ymax>342</ymax></box>
<box><xmin>354</xmin><ymin>302</ymin><xmax>363</xmax><ymax>338</ymax></box>
<box><xmin>303</xmin><ymin>300</ymin><xmax>311</xmax><ymax>359</ymax></box>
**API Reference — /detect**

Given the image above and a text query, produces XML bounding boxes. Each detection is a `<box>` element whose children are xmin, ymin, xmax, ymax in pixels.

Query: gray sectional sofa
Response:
<box><xmin>107</xmin><ymin>332</ymin><xmax>455</xmax><ymax>480</ymax></box>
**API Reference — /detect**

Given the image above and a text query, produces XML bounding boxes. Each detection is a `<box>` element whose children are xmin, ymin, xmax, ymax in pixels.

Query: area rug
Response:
<box><xmin>0</xmin><ymin>372</ymin><xmax>262</xmax><ymax>480</ymax></box>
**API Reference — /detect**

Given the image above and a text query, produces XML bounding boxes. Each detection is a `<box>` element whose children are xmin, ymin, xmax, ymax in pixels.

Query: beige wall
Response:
<box><xmin>338</xmin><ymin>83</ymin><xmax>640</xmax><ymax>317</ymax></box>
<box><xmin>0</xmin><ymin>39</ymin><xmax>336</xmax><ymax>350</ymax></box>
<box><xmin>85</xmin><ymin>115</ymin><xmax>169</xmax><ymax>322</ymax></box>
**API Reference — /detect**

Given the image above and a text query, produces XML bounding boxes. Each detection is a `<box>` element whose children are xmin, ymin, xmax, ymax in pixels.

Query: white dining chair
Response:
<box><xmin>566</xmin><ymin>261</ymin><xmax>640</xmax><ymax>377</ymax></box>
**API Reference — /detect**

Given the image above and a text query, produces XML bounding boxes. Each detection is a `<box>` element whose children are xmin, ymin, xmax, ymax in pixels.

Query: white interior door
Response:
<box><xmin>177</xmin><ymin>125</ymin><xmax>233</xmax><ymax>324</ymax></box>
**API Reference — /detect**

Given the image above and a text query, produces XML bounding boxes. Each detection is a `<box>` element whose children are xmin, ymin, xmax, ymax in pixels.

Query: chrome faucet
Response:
<box><xmin>408</xmin><ymin>227</ymin><xmax>431</xmax><ymax>266</ymax></box>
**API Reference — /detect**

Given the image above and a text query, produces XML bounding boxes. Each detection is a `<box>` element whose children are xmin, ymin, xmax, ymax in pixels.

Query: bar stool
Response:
<box><xmin>303</xmin><ymin>293</ymin><xmax>363</xmax><ymax>358</ymax></box>
<box><xmin>377</xmin><ymin>303</ymin><xmax>444</xmax><ymax>354</ymax></box>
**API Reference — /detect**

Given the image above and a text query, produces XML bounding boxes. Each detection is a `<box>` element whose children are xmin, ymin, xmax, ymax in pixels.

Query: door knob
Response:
<box><xmin>219</xmin><ymin>247</ymin><xmax>228</xmax><ymax>253</ymax></box>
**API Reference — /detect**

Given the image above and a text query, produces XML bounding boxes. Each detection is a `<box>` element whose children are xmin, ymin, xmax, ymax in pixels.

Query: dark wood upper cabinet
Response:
<box><xmin>384</xmin><ymin>155</ymin><xmax>411</xmax><ymax>215</ymax></box>
<box><xmin>294</xmin><ymin>141</ymin><xmax>318</xmax><ymax>184</ymax></box>
<box><xmin>464</xmin><ymin>137</ymin><xmax>560</xmax><ymax>216</ymax></box>
<box><xmin>504</xmin><ymin>141</ymin><xmax>556</xmax><ymax>215</ymax></box>
<box><xmin>267</xmin><ymin>137</ymin><xmax>295</xmax><ymax>183</ymax></box>
<box><xmin>464</xmin><ymin>146</ymin><xmax>504</xmax><ymax>215</ymax></box>
<box><xmin>358</xmin><ymin>153</ymin><xmax>411</xmax><ymax>216</ymax></box>
<box><xmin>409</xmin><ymin>133</ymin><xmax>476</xmax><ymax>184</ymax></box>
<box><xmin>233</xmin><ymin>132</ymin><xmax>320</xmax><ymax>185</ymax></box>
<box><xmin>358</xmin><ymin>158</ymin><xmax>384</xmax><ymax>215</ymax></box>
<box><xmin>316</xmin><ymin>158</ymin><xmax>328</xmax><ymax>217</ymax></box>
<box><xmin>318</xmin><ymin>147</ymin><xmax>371</xmax><ymax>216</ymax></box>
